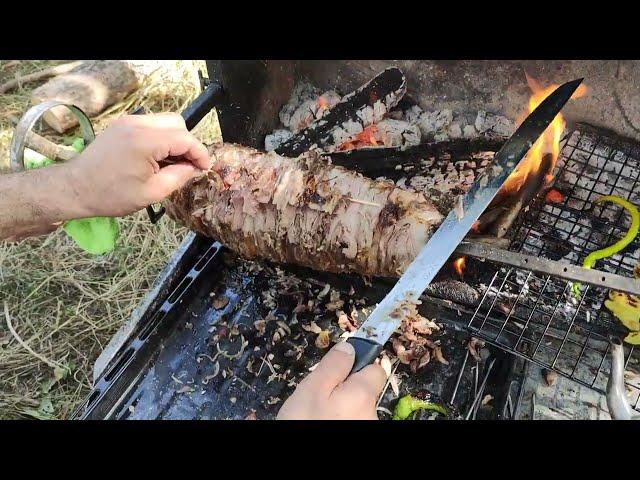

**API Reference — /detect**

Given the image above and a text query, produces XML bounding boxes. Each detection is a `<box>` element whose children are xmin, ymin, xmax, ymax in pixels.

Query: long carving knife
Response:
<box><xmin>346</xmin><ymin>78</ymin><xmax>584</xmax><ymax>373</ymax></box>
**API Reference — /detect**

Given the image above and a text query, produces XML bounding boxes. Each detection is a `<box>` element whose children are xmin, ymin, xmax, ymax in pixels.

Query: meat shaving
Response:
<box><xmin>389</xmin><ymin>298</ymin><xmax>442</xmax><ymax>372</ymax></box>
<box><xmin>467</xmin><ymin>337</ymin><xmax>485</xmax><ymax>362</ymax></box>
<box><xmin>212</xmin><ymin>295</ymin><xmax>229</xmax><ymax>310</ymax></box>
<box><xmin>302</xmin><ymin>321</ymin><xmax>323</xmax><ymax>334</ymax></box>
<box><xmin>337</xmin><ymin>311</ymin><xmax>357</xmax><ymax>332</ymax></box>
<box><xmin>315</xmin><ymin>330</ymin><xmax>331</xmax><ymax>349</ymax></box>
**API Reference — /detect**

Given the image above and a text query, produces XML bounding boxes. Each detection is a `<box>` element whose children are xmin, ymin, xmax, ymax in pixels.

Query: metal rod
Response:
<box><xmin>465</xmin><ymin>357</ymin><xmax>496</xmax><ymax>420</ymax></box>
<box><xmin>450</xmin><ymin>349</ymin><xmax>470</xmax><ymax>404</ymax></box>
<box><xmin>456</xmin><ymin>241</ymin><xmax>640</xmax><ymax>297</ymax></box>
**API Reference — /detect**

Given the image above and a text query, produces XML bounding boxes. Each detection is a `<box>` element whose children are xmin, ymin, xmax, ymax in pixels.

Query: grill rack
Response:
<box><xmin>467</xmin><ymin>124</ymin><xmax>640</xmax><ymax>412</ymax></box>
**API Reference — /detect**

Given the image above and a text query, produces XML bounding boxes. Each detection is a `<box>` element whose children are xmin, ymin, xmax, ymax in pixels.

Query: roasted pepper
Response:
<box><xmin>573</xmin><ymin>195</ymin><xmax>640</xmax><ymax>297</ymax></box>
<box><xmin>625</xmin><ymin>332</ymin><xmax>640</xmax><ymax>345</ymax></box>
<box><xmin>605</xmin><ymin>290</ymin><xmax>640</xmax><ymax>345</ymax></box>
<box><xmin>605</xmin><ymin>291</ymin><xmax>640</xmax><ymax>331</ymax></box>
<box><xmin>392</xmin><ymin>395</ymin><xmax>448</xmax><ymax>420</ymax></box>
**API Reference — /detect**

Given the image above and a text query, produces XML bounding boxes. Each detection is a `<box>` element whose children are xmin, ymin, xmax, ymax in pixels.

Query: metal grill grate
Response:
<box><xmin>467</xmin><ymin>124</ymin><xmax>640</xmax><ymax>411</ymax></box>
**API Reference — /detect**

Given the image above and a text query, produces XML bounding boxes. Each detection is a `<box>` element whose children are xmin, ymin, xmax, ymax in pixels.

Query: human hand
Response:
<box><xmin>67</xmin><ymin>113</ymin><xmax>210</xmax><ymax>218</ymax></box>
<box><xmin>277</xmin><ymin>341</ymin><xmax>386</xmax><ymax>420</ymax></box>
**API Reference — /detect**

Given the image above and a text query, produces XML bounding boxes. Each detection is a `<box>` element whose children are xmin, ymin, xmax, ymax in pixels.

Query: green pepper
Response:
<box><xmin>392</xmin><ymin>395</ymin><xmax>448</xmax><ymax>420</ymax></box>
<box><xmin>573</xmin><ymin>195</ymin><xmax>640</xmax><ymax>297</ymax></box>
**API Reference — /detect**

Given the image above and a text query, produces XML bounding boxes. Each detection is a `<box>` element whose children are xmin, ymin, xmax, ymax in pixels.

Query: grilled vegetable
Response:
<box><xmin>165</xmin><ymin>144</ymin><xmax>444</xmax><ymax>278</ymax></box>
<box><xmin>605</xmin><ymin>291</ymin><xmax>640</xmax><ymax>332</ymax></box>
<box><xmin>624</xmin><ymin>332</ymin><xmax>640</xmax><ymax>345</ymax></box>
<box><xmin>392</xmin><ymin>395</ymin><xmax>447</xmax><ymax>420</ymax></box>
<box><xmin>573</xmin><ymin>195</ymin><xmax>640</xmax><ymax>297</ymax></box>
<box><xmin>605</xmin><ymin>291</ymin><xmax>640</xmax><ymax>344</ymax></box>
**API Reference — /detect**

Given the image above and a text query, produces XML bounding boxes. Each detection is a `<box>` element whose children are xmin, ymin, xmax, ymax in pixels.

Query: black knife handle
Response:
<box><xmin>347</xmin><ymin>337</ymin><xmax>384</xmax><ymax>374</ymax></box>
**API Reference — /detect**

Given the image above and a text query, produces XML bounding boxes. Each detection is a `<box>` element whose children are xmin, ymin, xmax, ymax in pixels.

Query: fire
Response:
<box><xmin>453</xmin><ymin>256</ymin><xmax>466</xmax><ymax>278</ymax></box>
<box><xmin>337</xmin><ymin>125</ymin><xmax>379</xmax><ymax>151</ymax></box>
<box><xmin>500</xmin><ymin>74</ymin><xmax>588</xmax><ymax>195</ymax></box>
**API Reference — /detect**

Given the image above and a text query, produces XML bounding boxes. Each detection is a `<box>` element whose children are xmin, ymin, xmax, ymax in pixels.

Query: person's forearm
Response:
<box><xmin>0</xmin><ymin>163</ymin><xmax>91</xmax><ymax>241</ymax></box>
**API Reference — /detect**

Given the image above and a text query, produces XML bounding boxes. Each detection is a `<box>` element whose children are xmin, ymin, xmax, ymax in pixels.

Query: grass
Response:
<box><xmin>0</xmin><ymin>60</ymin><xmax>217</xmax><ymax>419</ymax></box>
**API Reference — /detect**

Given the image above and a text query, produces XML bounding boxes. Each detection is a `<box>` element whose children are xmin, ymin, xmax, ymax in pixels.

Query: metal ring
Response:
<box><xmin>9</xmin><ymin>101</ymin><xmax>95</xmax><ymax>172</ymax></box>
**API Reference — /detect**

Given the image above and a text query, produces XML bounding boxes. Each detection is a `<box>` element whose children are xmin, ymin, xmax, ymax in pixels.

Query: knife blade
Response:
<box><xmin>346</xmin><ymin>78</ymin><xmax>584</xmax><ymax>373</ymax></box>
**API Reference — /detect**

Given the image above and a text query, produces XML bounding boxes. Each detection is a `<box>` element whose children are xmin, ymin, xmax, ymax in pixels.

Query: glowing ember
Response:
<box><xmin>338</xmin><ymin>125</ymin><xmax>379</xmax><ymax>151</ymax></box>
<box><xmin>317</xmin><ymin>95</ymin><xmax>329</xmax><ymax>110</ymax></box>
<box><xmin>500</xmin><ymin>74</ymin><xmax>588</xmax><ymax>195</ymax></box>
<box><xmin>453</xmin><ymin>256</ymin><xmax>466</xmax><ymax>278</ymax></box>
<box><xmin>545</xmin><ymin>188</ymin><xmax>565</xmax><ymax>204</ymax></box>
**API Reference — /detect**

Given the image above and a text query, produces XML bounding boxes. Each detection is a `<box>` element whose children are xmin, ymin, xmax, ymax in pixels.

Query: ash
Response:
<box><xmin>265</xmin><ymin>80</ymin><xmax>515</xmax><ymax>152</ymax></box>
<box><xmin>265</xmin><ymin>80</ymin><xmax>511</xmax><ymax>212</ymax></box>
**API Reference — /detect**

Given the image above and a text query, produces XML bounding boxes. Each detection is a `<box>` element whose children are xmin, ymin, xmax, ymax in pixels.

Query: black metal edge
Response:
<box><xmin>74</xmin><ymin>238</ymin><xmax>224</xmax><ymax>419</ymax></box>
<box><xmin>91</xmin><ymin>232</ymin><xmax>201</xmax><ymax>381</ymax></box>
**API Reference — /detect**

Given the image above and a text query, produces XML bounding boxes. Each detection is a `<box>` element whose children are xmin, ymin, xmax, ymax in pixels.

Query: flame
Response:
<box><xmin>500</xmin><ymin>74</ymin><xmax>588</xmax><ymax>195</ymax></box>
<box><xmin>453</xmin><ymin>256</ymin><xmax>466</xmax><ymax>278</ymax></box>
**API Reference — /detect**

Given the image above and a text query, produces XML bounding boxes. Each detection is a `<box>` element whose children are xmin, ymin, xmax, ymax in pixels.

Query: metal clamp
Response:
<box><xmin>9</xmin><ymin>101</ymin><xmax>95</xmax><ymax>172</ymax></box>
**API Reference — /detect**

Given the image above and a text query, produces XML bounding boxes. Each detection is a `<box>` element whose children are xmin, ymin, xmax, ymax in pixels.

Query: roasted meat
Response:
<box><xmin>165</xmin><ymin>143</ymin><xmax>443</xmax><ymax>278</ymax></box>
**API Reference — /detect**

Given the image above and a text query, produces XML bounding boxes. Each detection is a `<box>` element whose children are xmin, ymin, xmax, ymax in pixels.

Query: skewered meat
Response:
<box><xmin>165</xmin><ymin>143</ymin><xmax>443</xmax><ymax>278</ymax></box>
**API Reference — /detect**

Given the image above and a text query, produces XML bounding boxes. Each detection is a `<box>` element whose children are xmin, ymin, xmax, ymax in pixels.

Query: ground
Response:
<box><xmin>0</xmin><ymin>60</ymin><xmax>218</xmax><ymax>419</ymax></box>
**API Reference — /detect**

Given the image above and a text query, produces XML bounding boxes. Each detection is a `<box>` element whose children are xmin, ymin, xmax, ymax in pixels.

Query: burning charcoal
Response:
<box><xmin>425</xmin><ymin>280</ymin><xmax>481</xmax><ymax>306</ymax></box>
<box><xmin>275</xmin><ymin>68</ymin><xmax>407</xmax><ymax>157</ymax></box>
<box><xmin>403</xmin><ymin>104</ymin><xmax>424</xmax><ymax>124</ymax></box>
<box><xmin>337</xmin><ymin>119</ymin><xmax>421</xmax><ymax>151</ymax></box>
<box><xmin>413</xmin><ymin>109</ymin><xmax>453</xmax><ymax>139</ymax></box>
<box><xmin>376</xmin><ymin>119</ymin><xmax>421</xmax><ymax>147</ymax></box>
<box><xmin>279</xmin><ymin>82</ymin><xmax>321</xmax><ymax>128</ymax></box>
<box><xmin>474</xmin><ymin>111</ymin><xmax>515</xmax><ymax>139</ymax></box>
<box><xmin>265</xmin><ymin>129</ymin><xmax>294</xmax><ymax>152</ymax></box>
<box><xmin>285</xmin><ymin>90</ymin><xmax>342</xmax><ymax>133</ymax></box>
<box><xmin>545</xmin><ymin>188</ymin><xmax>566</xmax><ymax>204</ymax></box>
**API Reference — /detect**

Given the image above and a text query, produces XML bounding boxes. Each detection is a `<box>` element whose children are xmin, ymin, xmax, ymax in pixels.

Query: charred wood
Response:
<box><xmin>275</xmin><ymin>68</ymin><xmax>407</xmax><ymax>157</ymax></box>
<box><xmin>483</xmin><ymin>153</ymin><xmax>555</xmax><ymax>238</ymax></box>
